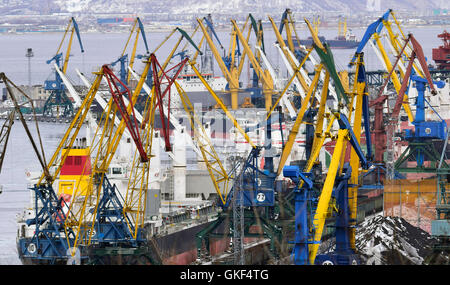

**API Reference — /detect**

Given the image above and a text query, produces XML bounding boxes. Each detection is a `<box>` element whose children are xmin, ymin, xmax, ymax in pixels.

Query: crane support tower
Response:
<box><xmin>43</xmin><ymin>17</ymin><xmax>84</xmax><ymax>118</ymax></box>
<box><xmin>392</xmin><ymin>34</ymin><xmax>447</xmax><ymax>174</ymax></box>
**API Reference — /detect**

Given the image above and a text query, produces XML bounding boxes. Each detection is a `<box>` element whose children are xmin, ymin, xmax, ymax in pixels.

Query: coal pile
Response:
<box><xmin>355</xmin><ymin>214</ymin><xmax>448</xmax><ymax>265</ymax></box>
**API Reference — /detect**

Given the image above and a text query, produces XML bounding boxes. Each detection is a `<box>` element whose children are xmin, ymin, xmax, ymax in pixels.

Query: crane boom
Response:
<box><xmin>304</xmin><ymin>18</ymin><xmax>349</xmax><ymax>105</ymax></box>
<box><xmin>259</xmin><ymin>50</ymin><xmax>297</xmax><ymax>118</ymax></box>
<box><xmin>197</xmin><ymin>18</ymin><xmax>241</xmax><ymax>109</ymax></box>
<box><xmin>103</xmin><ymin>67</ymin><xmax>148</xmax><ymax>162</ymax></box>
<box><xmin>37</xmin><ymin>71</ymin><xmax>104</xmax><ymax>186</ymax></box>
<box><xmin>268</xmin><ymin>16</ymin><xmax>309</xmax><ymax>94</ymax></box>
<box><xmin>62</xmin><ymin>17</ymin><xmax>84</xmax><ymax>74</ymax></box>
<box><xmin>189</xmin><ymin>61</ymin><xmax>255</xmax><ymax>148</ymax></box>
<box><xmin>276</xmin><ymin>64</ymin><xmax>323</xmax><ymax>176</ymax></box>
<box><xmin>0</xmin><ymin>110</ymin><xmax>14</xmax><ymax>173</ymax></box>
<box><xmin>66</xmin><ymin>61</ymin><xmax>152</xmax><ymax>251</ymax></box>
<box><xmin>128</xmin><ymin>67</ymin><xmax>198</xmax><ymax>159</ymax></box>
<box><xmin>231</xmin><ymin>19</ymin><xmax>274</xmax><ymax>111</ymax></box>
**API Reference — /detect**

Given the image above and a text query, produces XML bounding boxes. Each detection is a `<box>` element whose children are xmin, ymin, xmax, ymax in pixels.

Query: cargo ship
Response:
<box><xmin>293</xmin><ymin>32</ymin><xmax>360</xmax><ymax>50</ymax></box>
<box><xmin>432</xmin><ymin>30</ymin><xmax>450</xmax><ymax>70</ymax></box>
<box><xmin>13</xmin><ymin>26</ymin><xmax>311</xmax><ymax>265</ymax></box>
<box><xmin>294</xmin><ymin>35</ymin><xmax>360</xmax><ymax>49</ymax></box>
<box><xmin>15</xmin><ymin>112</ymin><xmax>289</xmax><ymax>265</ymax></box>
<box><xmin>14</xmin><ymin>65</ymin><xmax>292</xmax><ymax>264</ymax></box>
<box><xmin>291</xmin><ymin>18</ymin><xmax>360</xmax><ymax>50</ymax></box>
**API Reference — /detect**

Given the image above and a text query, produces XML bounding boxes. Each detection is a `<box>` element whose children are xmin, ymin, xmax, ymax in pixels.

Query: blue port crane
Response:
<box><xmin>1</xmin><ymin>72</ymin><xmax>75</xmax><ymax>264</ymax></box>
<box><xmin>198</xmin><ymin>14</ymin><xmax>259</xmax><ymax>109</ymax></box>
<box><xmin>43</xmin><ymin>17</ymin><xmax>84</xmax><ymax>118</ymax></box>
<box><xmin>349</xmin><ymin>9</ymin><xmax>428</xmax><ymax>124</ymax></box>
<box><xmin>277</xmin><ymin>17</ymin><xmax>375</xmax><ymax>264</ymax></box>
<box><xmin>283</xmin><ymin>112</ymin><xmax>370</xmax><ymax>265</ymax></box>
<box><xmin>393</xmin><ymin>34</ymin><xmax>447</xmax><ymax>173</ymax></box>
<box><xmin>279</xmin><ymin>74</ymin><xmax>370</xmax><ymax>265</ymax></box>
<box><xmin>110</xmin><ymin>17</ymin><xmax>149</xmax><ymax>86</ymax></box>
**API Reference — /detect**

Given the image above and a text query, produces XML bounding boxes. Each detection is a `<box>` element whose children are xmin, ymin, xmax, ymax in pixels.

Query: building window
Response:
<box><xmin>112</xmin><ymin>167</ymin><xmax>122</xmax><ymax>175</ymax></box>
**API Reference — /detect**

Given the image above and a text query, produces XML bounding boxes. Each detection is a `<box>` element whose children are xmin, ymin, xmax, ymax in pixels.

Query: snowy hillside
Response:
<box><xmin>0</xmin><ymin>0</ymin><xmax>448</xmax><ymax>16</ymax></box>
<box><xmin>53</xmin><ymin>0</ymin><xmax>450</xmax><ymax>15</ymax></box>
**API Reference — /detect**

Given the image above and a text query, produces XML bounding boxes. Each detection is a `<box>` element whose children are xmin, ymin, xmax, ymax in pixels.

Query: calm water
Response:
<box><xmin>0</xmin><ymin>121</ymin><xmax>66</xmax><ymax>264</ymax></box>
<box><xmin>0</xmin><ymin>24</ymin><xmax>446</xmax><ymax>264</ymax></box>
<box><xmin>0</xmin><ymin>25</ymin><xmax>445</xmax><ymax>86</ymax></box>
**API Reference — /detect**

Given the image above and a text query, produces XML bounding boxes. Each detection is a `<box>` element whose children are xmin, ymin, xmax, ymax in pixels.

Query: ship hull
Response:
<box><xmin>288</xmin><ymin>37</ymin><xmax>360</xmax><ymax>49</ymax></box>
<box><xmin>16</xmin><ymin>219</ymin><xmax>229</xmax><ymax>265</ymax></box>
<box><xmin>298</xmin><ymin>39</ymin><xmax>360</xmax><ymax>49</ymax></box>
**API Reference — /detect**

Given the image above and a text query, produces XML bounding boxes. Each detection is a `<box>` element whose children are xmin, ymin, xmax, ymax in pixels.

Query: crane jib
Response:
<box><xmin>102</xmin><ymin>65</ymin><xmax>148</xmax><ymax>162</ymax></box>
<box><xmin>148</xmin><ymin>54</ymin><xmax>189</xmax><ymax>152</ymax></box>
<box><xmin>136</xmin><ymin>17</ymin><xmax>149</xmax><ymax>54</ymax></box>
<box><xmin>71</xmin><ymin>17</ymin><xmax>85</xmax><ymax>53</ymax></box>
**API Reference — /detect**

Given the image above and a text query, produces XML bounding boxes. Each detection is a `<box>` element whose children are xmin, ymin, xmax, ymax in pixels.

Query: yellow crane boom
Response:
<box><xmin>231</xmin><ymin>19</ymin><xmax>274</xmax><ymax>111</ymax></box>
<box><xmin>197</xmin><ymin>18</ymin><xmax>239</xmax><ymax>108</ymax></box>
<box><xmin>276</xmin><ymin>64</ymin><xmax>323</xmax><ymax>176</ymax></box>
<box><xmin>268</xmin><ymin>16</ymin><xmax>309</xmax><ymax>94</ymax></box>
<box><xmin>36</xmin><ymin>71</ymin><xmax>104</xmax><ymax>186</ymax></box>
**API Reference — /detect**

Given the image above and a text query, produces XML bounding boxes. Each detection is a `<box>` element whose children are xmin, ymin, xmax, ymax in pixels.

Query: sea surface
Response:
<box><xmin>0</xmin><ymin>25</ymin><xmax>445</xmax><ymax>87</ymax></box>
<box><xmin>0</xmin><ymin>121</ymin><xmax>65</xmax><ymax>264</ymax></box>
<box><xmin>0</xmin><ymin>24</ymin><xmax>446</xmax><ymax>265</ymax></box>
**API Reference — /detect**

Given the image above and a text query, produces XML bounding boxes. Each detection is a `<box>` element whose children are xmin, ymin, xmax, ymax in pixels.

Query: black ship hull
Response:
<box><xmin>16</xmin><ymin>219</ymin><xmax>229</xmax><ymax>265</ymax></box>
<box><xmin>287</xmin><ymin>37</ymin><xmax>360</xmax><ymax>49</ymax></box>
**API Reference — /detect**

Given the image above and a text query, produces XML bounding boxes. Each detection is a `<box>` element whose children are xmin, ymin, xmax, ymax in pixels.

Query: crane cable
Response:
<box><xmin>0</xmin><ymin>73</ymin><xmax>50</xmax><ymax>182</ymax></box>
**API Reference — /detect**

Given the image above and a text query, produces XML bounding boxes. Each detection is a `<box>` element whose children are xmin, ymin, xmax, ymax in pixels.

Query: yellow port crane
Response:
<box><xmin>112</xmin><ymin>17</ymin><xmax>150</xmax><ymax>85</ymax></box>
<box><xmin>123</xmin><ymin>53</ymin><xmax>190</xmax><ymax>238</ymax></box>
<box><xmin>338</xmin><ymin>17</ymin><xmax>348</xmax><ymax>38</ymax></box>
<box><xmin>57</xmin><ymin>17</ymin><xmax>85</xmax><ymax>75</ymax></box>
<box><xmin>278</xmin><ymin>69</ymin><xmax>369</xmax><ymax>264</ymax></box>
<box><xmin>268</xmin><ymin>15</ymin><xmax>309</xmax><ymax>95</ymax></box>
<box><xmin>63</xmin><ymin>56</ymin><xmax>165</xmax><ymax>254</ymax></box>
<box><xmin>275</xmin><ymin>16</ymin><xmax>355</xmax><ymax>177</ymax></box>
<box><xmin>123</xmin><ymin>28</ymin><xmax>204</xmax><ymax>238</ymax></box>
<box><xmin>32</xmin><ymin>52</ymin><xmax>154</xmax><ymax>255</ymax></box>
<box><xmin>231</xmin><ymin>18</ymin><xmax>274</xmax><ymax>111</ymax></box>
<box><xmin>276</xmin><ymin>63</ymin><xmax>325</xmax><ymax>176</ymax></box>
<box><xmin>196</xmin><ymin>15</ymin><xmax>254</xmax><ymax>110</ymax></box>
<box><xmin>61</xmin><ymin>67</ymin><xmax>119</xmax><ymax>250</ymax></box>
<box><xmin>123</xmin><ymin>59</ymin><xmax>157</xmax><ymax>238</ymax></box>
<box><xmin>178</xmin><ymin>60</ymin><xmax>256</xmax><ymax>205</ymax></box>
<box><xmin>306</xmin><ymin>17</ymin><xmax>368</xmax><ymax>260</ymax></box>
<box><xmin>278</xmin><ymin>8</ymin><xmax>305</xmax><ymax>60</ymax></box>
<box><xmin>272</xmin><ymin>16</ymin><xmax>372</xmax><ymax>264</ymax></box>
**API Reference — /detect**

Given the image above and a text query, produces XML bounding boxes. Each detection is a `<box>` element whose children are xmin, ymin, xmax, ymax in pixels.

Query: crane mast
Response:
<box><xmin>0</xmin><ymin>111</ymin><xmax>14</xmax><ymax>174</ymax></box>
<box><xmin>43</xmin><ymin>17</ymin><xmax>84</xmax><ymax>118</ymax></box>
<box><xmin>197</xmin><ymin>18</ymin><xmax>238</xmax><ymax>109</ymax></box>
